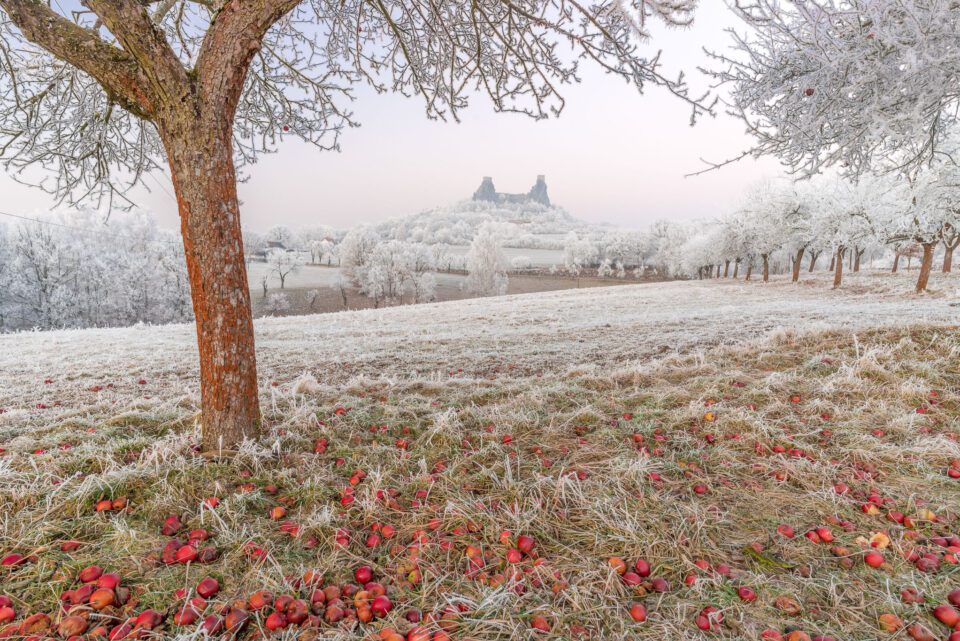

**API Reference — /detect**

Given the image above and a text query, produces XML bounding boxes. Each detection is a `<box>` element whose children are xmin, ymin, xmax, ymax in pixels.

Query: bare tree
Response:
<box><xmin>266</xmin><ymin>248</ymin><xmax>302</xmax><ymax>289</ymax></box>
<box><xmin>0</xmin><ymin>0</ymin><xmax>709</xmax><ymax>451</ymax></box>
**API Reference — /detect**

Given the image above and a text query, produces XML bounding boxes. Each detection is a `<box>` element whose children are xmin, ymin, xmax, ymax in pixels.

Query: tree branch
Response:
<box><xmin>0</xmin><ymin>0</ymin><xmax>155</xmax><ymax>118</ymax></box>
<box><xmin>84</xmin><ymin>0</ymin><xmax>192</xmax><ymax>109</ymax></box>
<box><xmin>195</xmin><ymin>0</ymin><xmax>301</xmax><ymax>116</ymax></box>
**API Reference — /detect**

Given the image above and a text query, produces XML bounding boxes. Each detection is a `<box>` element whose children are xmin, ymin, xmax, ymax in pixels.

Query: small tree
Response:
<box><xmin>563</xmin><ymin>233</ymin><xmax>598</xmax><ymax>287</ymax></box>
<box><xmin>875</xmin><ymin>170</ymin><xmax>957</xmax><ymax>293</ymax></box>
<box><xmin>0</xmin><ymin>0</ymin><xmax>709</xmax><ymax>451</ymax></box>
<box><xmin>266</xmin><ymin>248</ymin><xmax>303</xmax><ymax>289</ymax></box>
<box><xmin>815</xmin><ymin>180</ymin><xmax>877</xmax><ymax>289</ymax></box>
<box><xmin>465</xmin><ymin>223</ymin><xmax>509</xmax><ymax>296</ymax></box>
<box><xmin>737</xmin><ymin>181</ymin><xmax>792</xmax><ymax>282</ymax></box>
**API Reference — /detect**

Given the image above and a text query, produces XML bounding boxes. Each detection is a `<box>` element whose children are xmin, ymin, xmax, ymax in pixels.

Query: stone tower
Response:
<box><xmin>473</xmin><ymin>176</ymin><xmax>498</xmax><ymax>202</ymax></box>
<box><xmin>528</xmin><ymin>175</ymin><xmax>550</xmax><ymax>206</ymax></box>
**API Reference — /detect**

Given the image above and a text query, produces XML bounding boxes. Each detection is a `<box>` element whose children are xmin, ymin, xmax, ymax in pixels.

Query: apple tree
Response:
<box><xmin>713</xmin><ymin>0</ymin><xmax>960</xmax><ymax>177</ymax></box>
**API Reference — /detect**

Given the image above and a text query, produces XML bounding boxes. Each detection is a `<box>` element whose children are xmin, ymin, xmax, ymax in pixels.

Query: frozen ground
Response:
<box><xmin>1</xmin><ymin>270</ymin><xmax>957</xmax><ymax>411</ymax></box>
<box><xmin>1</xmin><ymin>270</ymin><xmax>959</xmax><ymax>641</ymax></box>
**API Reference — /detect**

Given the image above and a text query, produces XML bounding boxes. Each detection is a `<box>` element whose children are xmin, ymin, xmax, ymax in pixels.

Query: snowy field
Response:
<box><xmin>2</xmin><ymin>271</ymin><xmax>957</xmax><ymax>404</ymax></box>
<box><xmin>446</xmin><ymin>245</ymin><xmax>565</xmax><ymax>266</ymax></box>
<box><xmin>245</xmin><ymin>247</ymin><xmax>566</xmax><ymax>294</ymax></box>
<box><xmin>246</xmin><ymin>259</ymin><xmax>472</xmax><ymax>293</ymax></box>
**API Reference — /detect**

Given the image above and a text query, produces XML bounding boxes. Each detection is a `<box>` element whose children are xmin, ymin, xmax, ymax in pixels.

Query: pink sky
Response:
<box><xmin>0</xmin><ymin>3</ymin><xmax>783</xmax><ymax>232</ymax></box>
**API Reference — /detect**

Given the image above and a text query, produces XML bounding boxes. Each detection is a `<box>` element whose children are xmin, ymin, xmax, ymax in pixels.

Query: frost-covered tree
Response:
<box><xmin>266</xmin><ymin>248</ymin><xmax>303</xmax><ymax>289</ymax></box>
<box><xmin>266</xmin><ymin>225</ymin><xmax>295</xmax><ymax>248</ymax></box>
<box><xmin>604</xmin><ymin>230</ymin><xmax>654</xmax><ymax>269</ymax></box>
<box><xmin>465</xmin><ymin>223</ymin><xmax>509</xmax><ymax>297</ymax></box>
<box><xmin>814</xmin><ymin>180</ymin><xmax>876</xmax><ymax>289</ymax></box>
<box><xmin>264</xmin><ymin>292</ymin><xmax>290</xmax><ymax>315</ymax></box>
<box><xmin>649</xmin><ymin>220</ymin><xmax>689</xmax><ymax>277</ymax></box>
<box><xmin>242</xmin><ymin>228</ymin><xmax>266</xmax><ymax>266</ymax></box>
<box><xmin>298</xmin><ymin>225</ymin><xmax>335</xmax><ymax>262</ymax></box>
<box><xmin>564</xmin><ymin>233</ymin><xmax>599</xmax><ymax>285</ymax></box>
<box><xmin>307</xmin><ymin>238</ymin><xmax>336</xmax><ymax>266</ymax></box>
<box><xmin>511</xmin><ymin>256</ymin><xmax>534</xmax><ymax>271</ymax></box>
<box><xmin>680</xmin><ymin>230</ymin><xmax>722</xmax><ymax>279</ymax></box>
<box><xmin>714</xmin><ymin>1</ymin><xmax>960</xmax><ymax>177</ymax></box>
<box><xmin>597</xmin><ymin>258</ymin><xmax>615</xmax><ymax>279</ymax></box>
<box><xmin>339</xmin><ymin>227</ymin><xmax>379</xmax><ymax>282</ymax></box>
<box><xmin>874</xmin><ymin>168</ymin><xmax>959</xmax><ymax>292</ymax></box>
<box><xmin>0</xmin><ymin>0</ymin><xmax>712</xmax><ymax>450</ymax></box>
<box><xmin>0</xmin><ymin>210</ymin><xmax>190</xmax><ymax>330</ymax></box>
<box><xmin>342</xmin><ymin>239</ymin><xmax>437</xmax><ymax>306</ymax></box>
<box><xmin>737</xmin><ymin>181</ymin><xmax>795</xmax><ymax>282</ymax></box>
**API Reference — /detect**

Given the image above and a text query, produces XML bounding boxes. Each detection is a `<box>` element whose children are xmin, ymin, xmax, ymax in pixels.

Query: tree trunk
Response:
<box><xmin>723</xmin><ymin>260</ymin><xmax>730</xmax><ymax>278</ymax></box>
<box><xmin>792</xmin><ymin>247</ymin><xmax>805</xmax><ymax>282</ymax></box>
<box><xmin>762</xmin><ymin>254</ymin><xmax>769</xmax><ymax>282</ymax></box>
<box><xmin>733</xmin><ymin>258</ymin><xmax>740</xmax><ymax>279</ymax></box>
<box><xmin>943</xmin><ymin>241</ymin><xmax>956</xmax><ymax>273</ymax></box>
<box><xmin>853</xmin><ymin>247</ymin><xmax>863</xmax><ymax>272</ymax></box>
<box><xmin>829</xmin><ymin>254</ymin><xmax>835</xmax><ymax>272</ymax></box>
<box><xmin>165</xmin><ymin>128</ymin><xmax>261</xmax><ymax>453</ymax></box>
<box><xmin>916</xmin><ymin>241</ymin><xmax>936</xmax><ymax>293</ymax></box>
<box><xmin>745</xmin><ymin>262</ymin><xmax>753</xmax><ymax>281</ymax></box>
<box><xmin>833</xmin><ymin>247</ymin><xmax>844</xmax><ymax>289</ymax></box>
<box><xmin>808</xmin><ymin>250</ymin><xmax>820</xmax><ymax>272</ymax></box>
<box><xmin>892</xmin><ymin>251</ymin><xmax>900</xmax><ymax>273</ymax></box>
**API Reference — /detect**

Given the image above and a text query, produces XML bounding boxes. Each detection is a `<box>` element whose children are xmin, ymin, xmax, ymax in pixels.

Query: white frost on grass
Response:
<box><xmin>0</xmin><ymin>270</ymin><xmax>956</xmax><ymax>422</ymax></box>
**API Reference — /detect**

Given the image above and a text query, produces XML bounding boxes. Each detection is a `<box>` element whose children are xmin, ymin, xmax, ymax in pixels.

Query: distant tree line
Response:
<box><xmin>0</xmin><ymin>210</ymin><xmax>191</xmax><ymax>332</ymax></box>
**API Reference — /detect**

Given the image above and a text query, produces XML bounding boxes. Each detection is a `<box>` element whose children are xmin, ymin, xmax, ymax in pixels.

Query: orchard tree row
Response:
<box><xmin>678</xmin><ymin>164</ymin><xmax>960</xmax><ymax>293</ymax></box>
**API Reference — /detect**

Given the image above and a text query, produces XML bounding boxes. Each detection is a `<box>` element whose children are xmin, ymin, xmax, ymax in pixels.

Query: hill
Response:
<box><xmin>374</xmin><ymin>195</ymin><xmax>597</xmax><ymax>248</ymax></box>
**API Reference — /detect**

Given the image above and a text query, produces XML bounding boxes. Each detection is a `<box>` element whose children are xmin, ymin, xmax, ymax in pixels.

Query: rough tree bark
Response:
<box><xmin>761</xmin><ymin>254</ymin><xmax>770</xmax><ymax>282</ymax></box>
<box><xmin>829</xmin><ymin>254</ymin><xmax>836</xmax><ymax>272</ymax></box>
<box><xmin>853</xmin><ymin>247</ymin><xmax>865</xmax><ymax>273</ymax></box>
<box><xmin>916</xmin><ymin>241</ymin><xmax>936</xmax><ymax>293</ymax></box>
<box><xmin>892</xmin><ymin>251</ymin><xmax>900</xmax><ymax>273</ymax></box>
<box><xmin>833</xmin><ymin>247</ymin><xmax>845</xmax><ymax>289</ymax></box>
<box><xmin>733</xmin><ymin>258</ymin><xmax>740</xmax><ymax>279</ymax></box>
<box><xmin>745</xmin><ymin>262</ymin><xmax>753</xmax><ymax>281</ymax></box>
<box><xmin>723</xmin><ymin>259</ymin><xmax>730</xmax><ymax>278</ymax></box>
<box><xmin>808</xmin><ymin>249</ymin><xmax>820</xmax><ymax>272</ymax></box>
<box><xmin>163</xmin><ymin>125</ymin><xmax>260</xmax><ymax>452</ymax></box>
<box><xmin>791</xmin><ymin>247</ymin><xmax>805</xmax><ymax>282</ymax></box>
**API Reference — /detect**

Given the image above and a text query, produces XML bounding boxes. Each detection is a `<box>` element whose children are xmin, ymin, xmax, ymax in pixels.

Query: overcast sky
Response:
<box><xmin>0</xmin><ymin>3</ymin><xmax>784</xmax><ymax>232</ymax></box>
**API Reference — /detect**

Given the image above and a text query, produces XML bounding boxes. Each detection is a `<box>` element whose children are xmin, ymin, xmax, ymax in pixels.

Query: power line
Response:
<box><xmin>146</xmin><ymin>170</ymin><xmax>179</xmax><ymax>205</ymax></box>
<box><xmin>0</xmin><ymin>209</ymin><xmax>184</xmax><ymax>246</ymax></box>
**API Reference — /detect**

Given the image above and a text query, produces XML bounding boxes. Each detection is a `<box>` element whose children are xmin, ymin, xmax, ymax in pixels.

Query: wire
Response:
<box><xmin>0</xmin><ymin>209</ymin><xmax>183</xmax><ymax>245</ymax></box>
<box><xmin>146</xmin><ymin>170</ymin><xmax>179</xmax><ymax>205</ymax></box>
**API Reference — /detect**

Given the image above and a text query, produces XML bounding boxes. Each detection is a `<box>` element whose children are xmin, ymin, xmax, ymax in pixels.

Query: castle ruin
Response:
<box><xmin>472</xmin><ymin>175</ymin><xmax>550</xmax><ymax>207</ymax></box>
